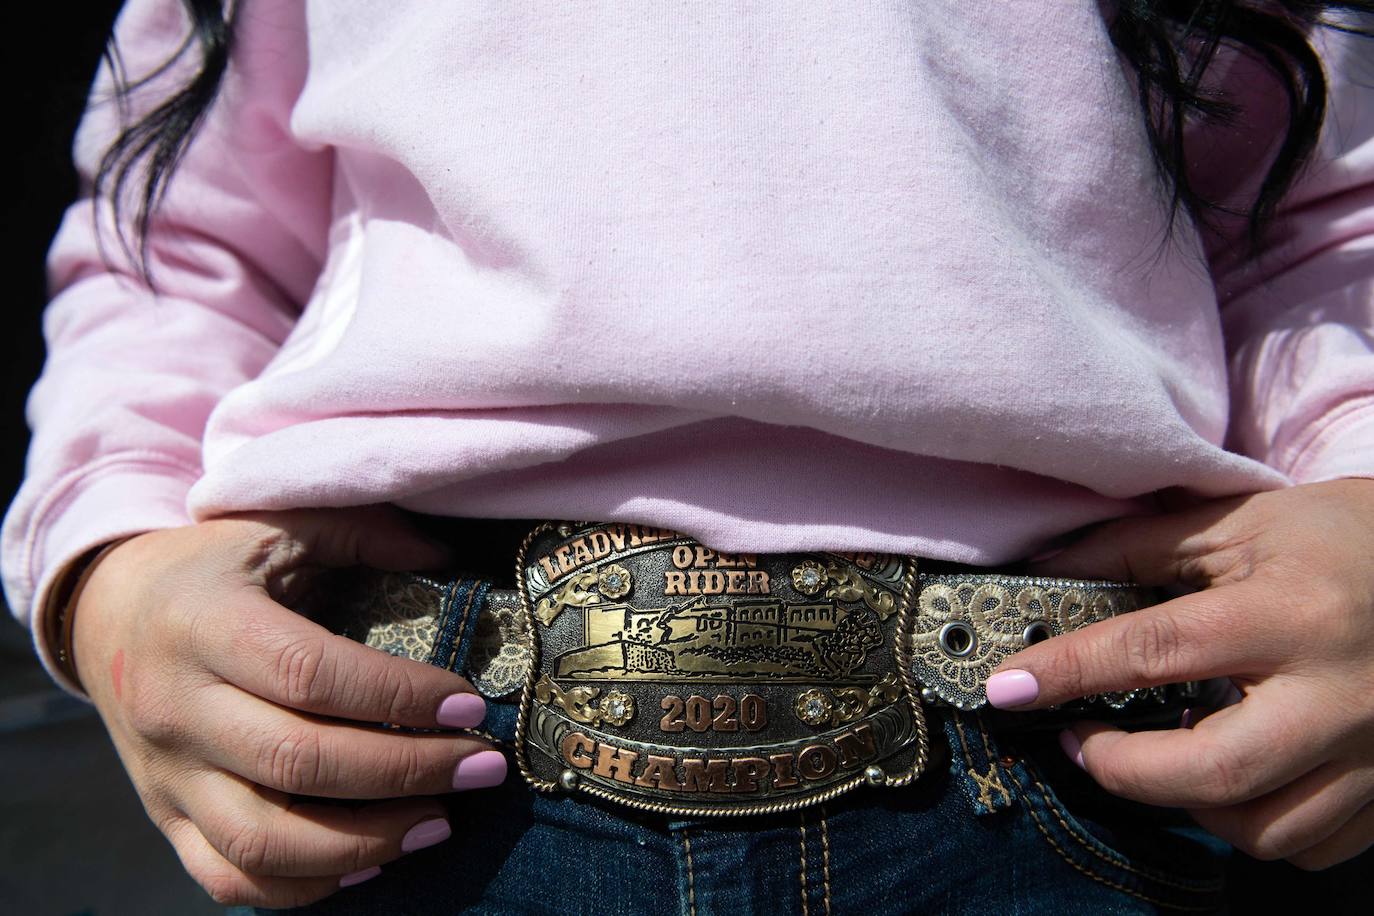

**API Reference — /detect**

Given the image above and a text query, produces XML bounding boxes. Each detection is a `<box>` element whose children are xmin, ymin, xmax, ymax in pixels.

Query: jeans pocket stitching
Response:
<box><xmin>1020</xmin><ymin>756</ymin><xmax>1224</xmax><ymax>891</ymax></box>
<box><xmin>1016</xmin><ymin>786</ymin><xmax>1220</xmax><ymax>913</ymax></box>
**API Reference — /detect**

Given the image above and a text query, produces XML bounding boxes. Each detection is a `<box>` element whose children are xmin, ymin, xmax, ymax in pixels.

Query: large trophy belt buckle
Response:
<box><xmin>513</xmin><ymin>522</ymin><xmax>930</xmax><ymax>817</ymax></box>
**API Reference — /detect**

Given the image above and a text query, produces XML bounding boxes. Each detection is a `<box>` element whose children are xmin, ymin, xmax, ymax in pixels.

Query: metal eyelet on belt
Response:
<box><xmin>1022</xmin><ymin>620</ymin><xmax>1053</xmax><ymax>646</ymax></box>
<box><xmin>938</xmin><ymin>620</ymin><xmax>977</xmax><ymax>657</ymax></box>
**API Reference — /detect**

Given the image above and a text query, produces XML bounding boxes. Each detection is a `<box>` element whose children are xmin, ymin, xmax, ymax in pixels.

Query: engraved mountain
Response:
<box><xmin>554</xmin><ymin>596</ymin><xmax>883</xmax><ymax>681</ymax></box>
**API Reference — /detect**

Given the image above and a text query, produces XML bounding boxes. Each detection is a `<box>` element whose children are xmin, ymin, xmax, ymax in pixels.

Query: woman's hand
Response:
<box><xmin>986</xmin><ymin>478</ymin><xmax>1374</xmax><ymax>869</ymax></box>
<box><xmin>71</xmin><ymin>505</ymin><xmax>505</xmax><ymax>908</ymax></box>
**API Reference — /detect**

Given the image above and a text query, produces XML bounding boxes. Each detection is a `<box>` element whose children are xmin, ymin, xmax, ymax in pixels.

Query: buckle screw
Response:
<box><xmin>559</xmin><ymin>769</ymin><xmax>580</xmax><ymax>791</ymax></box>
<box><xmin>864</xmin><ymin>765</ymin><xmax>885</xmax><ymax>785</ymax></box>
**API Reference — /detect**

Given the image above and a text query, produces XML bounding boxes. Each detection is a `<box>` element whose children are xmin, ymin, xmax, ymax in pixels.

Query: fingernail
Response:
<box><xmin>401</xmin><ymin>817</ymin><xmax>452</xmax><ymax>853</ymax></box>
<box><xmin>986</xmin><ymin>669</ymin><xmax>1039</xmax><ymax>709</ymax></box>
<box><xmin>1059</xmin><ymin>729</ymin><xmax>1086</xmax><ymax>770</ymax></box>
<box><xmin>1179</xmin><ymin>707</ymin><xmax>1195</xmax><ymax>729</ymax></box>
<box><xmin>436</xmin><ymin>693</ymin><xmax>486</xmax><ymax>728</ymax></box>
<box><xmin>453</xmin><ymin>750</ymin><xmax>508</xmax><ymax>791</ymax></box>
<box><xmin>340</xmin><ymin>865</ymin><xmax>381</xmax><ymax>888</ymax></box>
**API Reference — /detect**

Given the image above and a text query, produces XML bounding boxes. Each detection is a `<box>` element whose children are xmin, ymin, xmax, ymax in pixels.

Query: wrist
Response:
<box><xmin>44</xmin><ymin>536</ymin><xmax>141</xmax><ymax>694</ymax></box>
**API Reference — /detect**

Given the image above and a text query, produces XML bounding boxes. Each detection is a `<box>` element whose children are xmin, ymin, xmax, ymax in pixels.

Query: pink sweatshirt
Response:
<box><xmin>6</xmin><ymin>1</ymin><xmax>1373</xmax><ymax>685</ymax></box>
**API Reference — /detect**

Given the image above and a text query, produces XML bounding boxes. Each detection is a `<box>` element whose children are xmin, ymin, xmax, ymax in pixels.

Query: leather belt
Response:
<box><xmin>307</xmin><ymin>521</ymin><xmax>1197</xmax><ymax>818</ymax></box>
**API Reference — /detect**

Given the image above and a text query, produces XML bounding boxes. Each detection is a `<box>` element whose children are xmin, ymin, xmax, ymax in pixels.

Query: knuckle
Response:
<box><xmin>1189</xmin><ymin>740</ymin><xmax>1258</xmax><ymax>805</ymax></box>
<box><xmin>1219</xmin><ymin>814</ymin><xmax>1288</xmax><ymax>861</ymax></box>
<box><xmin>1047</xmin><ymin>639</ymin><xmax>1092</xmax><ymax>700</ymax></box>
<box><xmin>194</xmin><ymin>867</ymin><xmax>253</xmax><ymax>907</ymax></box>
<box><xmin>215</xmin><ymin>813</ymin><xmax>276</xmax><ymax>876</ymax></box>
<box><xmin>273</xmin><ymin>637</ymin><xmax>336</xmax><ymax>708</ymax></box>
<box><xmin>217</xmin><ymin>818</ymin><xmax>273</xmax><ymax>878</ymax></box>
<box><xmin>260</xmin><ymin>725</ymin><xmax>329</xmax><ymax>793</ymax></box>
<box><xmin>1242</xmin><ymin>833</ymin><xmax>1292</xmax><ymax>863</ymax></box>
<box><xmin>377</xmin><ymin>670</ymin><xmax>422</xmax><ymax>722</ymax></box>
<box><xmin>249</xmin><ymin>525</ymin><xmax>311</xmax><ymax>579</ymax></box>
<box><xmin>127</xmin><ymin>689</ymin><xmax>186</xmax><ymax>744</ymax></box>
<box><xmin>1287</xmin><ymin>849</ymin><xmax>1335</xmax><ymax>872</ymax></box>
<box><xmin>384</xmin><ymin>741</ymin><xmax>432</xmax><ymax>795</ymax></box>
<box><xmin>1116</xmin><ymin>614</ymin><xmax>1185</xmax><ymax>686</ymax></box>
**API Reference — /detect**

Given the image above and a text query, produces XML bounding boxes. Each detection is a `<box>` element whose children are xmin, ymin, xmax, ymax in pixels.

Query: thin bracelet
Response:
<box><xmin>47</xmin><ymin>536</ymin><xmax>139</xmax><ymax>692</ymax></box>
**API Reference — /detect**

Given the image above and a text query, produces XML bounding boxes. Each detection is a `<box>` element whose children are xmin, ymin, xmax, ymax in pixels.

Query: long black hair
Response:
<box><xmin>96</xmin><ymin>1</ymin><xmax>1373</xmax><ymax>274</ymax></box>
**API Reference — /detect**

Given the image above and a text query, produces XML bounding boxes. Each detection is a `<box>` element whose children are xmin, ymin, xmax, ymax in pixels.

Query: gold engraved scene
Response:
<box><xmin>557</xmin><ymin>596</ymin><xmax>883</xmax><ymax>681</ymax></box>
<box><xmin>516</xmin><ymin>523</ymin><xmax>926</xmax><ymax>813</ymax></box>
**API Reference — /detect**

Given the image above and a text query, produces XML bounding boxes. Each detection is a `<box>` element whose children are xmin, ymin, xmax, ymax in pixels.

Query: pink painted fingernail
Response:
<box><xmin>453</xmin><ymin>750</ymin><xmax>508</xmax><ymax>791</ymax></box>
<box><xmin>1059</xmin><ymin>729</ymin><xmax>1086</xmax><ymax>770</ymax></box>
<box><xmin>401</xmin><ymin>818</ymin><xmax>451</xmax><ymax>853</ymax></box>
<box><xmin>1179</xmin><ymin>707</ymin><xmax>1195</xmax><ymax>729</ymax></box>
<box><xmin>986</xmin><ymin>669</ymin><xmax>1039</xmax><ymax>709</ymax></box>
<box><xmin>339</xmin><ymin>865</ymin><xmax>381</xmax><ymax>888</ymax></box>
<box><xmin>436</xmin><ymin>693</ymin><xmax>486</xmax><ymax>728</ymax></box>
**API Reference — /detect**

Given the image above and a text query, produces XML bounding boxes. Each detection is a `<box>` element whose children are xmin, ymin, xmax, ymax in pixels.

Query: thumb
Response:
<box><xmin>1028</xmin><ymin>496</ymin><xmax>1249</xmax><ymax>587</ymax></box>
<box><xmin>227</xmin><ymin>504</ymin><xmax>456</xmax><ymax>575</ymax></box>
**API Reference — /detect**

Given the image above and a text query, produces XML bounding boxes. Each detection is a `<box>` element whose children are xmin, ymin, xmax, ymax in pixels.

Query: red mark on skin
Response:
<box><xmin>111</xmin><ymin>649</ymin><xmax>124</xmax><ymax>701</ymax></box>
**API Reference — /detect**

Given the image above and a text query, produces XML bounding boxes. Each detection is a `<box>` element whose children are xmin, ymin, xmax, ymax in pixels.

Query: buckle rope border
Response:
<box><xmin>511</xmin><ymin>522</ymin><xmax>933</xmax><ymax>817</ymax></box>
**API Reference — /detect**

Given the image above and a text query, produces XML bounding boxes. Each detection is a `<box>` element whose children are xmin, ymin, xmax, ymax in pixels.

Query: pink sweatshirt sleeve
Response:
<box><xmin>0</xmin><ymin>0</ymin><xmax>328</xmax><ymax>689</ymax></box>
<box><xmin>1205</xmin><ymin>25</ymin><xmax>1374</xmax><ymax>483</ymax></box>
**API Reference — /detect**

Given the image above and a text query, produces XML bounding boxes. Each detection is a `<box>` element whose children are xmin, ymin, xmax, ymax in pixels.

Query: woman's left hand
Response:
<box><xmin>986</xmin><ymin>478</ymin><xmax>1374</xmax><ymax>869</ymax></box>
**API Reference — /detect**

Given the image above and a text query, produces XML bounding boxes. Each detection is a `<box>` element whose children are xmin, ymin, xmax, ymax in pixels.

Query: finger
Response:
<box><xmin>987</xmin><ymin>583</ymin><xmax>1285</xmax><ymax>709</ymax></box>
<box><xmin>203</xmin><ymin>684</ymin><xmax>507</xmax><ymax>798</ymax></box>
<box><xmin>1065</xmin><ymin>689</ymin><xmax>1330</xmax><ymax>808</ymax></box>
<box><xmin>1286</xmin><ymin>801</ymin><xmax>1374</xmax><ymax>871</ymax></box>
<box><xmin>182</xmin><ymin>770</ymin><xmax>453</xmax><ymax>878</ymax></box>
<box><xmin>224</xmin><ymin>503</ymin><xmax>456</xmax><ymax>573</ymax></box>
<box><xmin>1024</xmin><ymin>497</ymin><xmax>1252</xmax><ymax>586</ymax></box>
<box><xmin>1187</xmin><ymin>760</ymin><xmax>1374</xmax><ymax>862</ymax></box>
<box><xmin>165</xmin><ymin>815</ymin><xmax>355</xmax><ymax>908</ymax></box>
<box><xmin>205</xmin><ymin>586</ymin><xmax>488</xmax><ymax>729</ymax></box>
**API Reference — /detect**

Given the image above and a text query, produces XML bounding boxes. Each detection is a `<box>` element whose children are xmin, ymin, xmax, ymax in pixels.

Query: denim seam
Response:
<box><xmin>1020</xmin><ymin>762</ymin><xmax>1223</xmax><ymax>892</ymax></box>
<box><xmin>443</xmin><ymin>580</ymin><xmax>484</xmax><ymax>672</ymax></box>
<box><xmin>951</xmin><ymin>714</ymin><xmax>976</xmax><ymax>770</ymax></box>
<box><xmin>819</xmin><ymin>804</ymin><xmax>832</xmax><ymax>916</ymax></box>
<box><xmin>1018</xmin><ymin>792</ymin><xmax>1218</xmax><ymax>913</ymax></box>
<box><xmin>427</xmin><ymin>578</ymin><xmax>469</xmax><ymax>668</ymax></box>
<box><xmin>799</xmin><ymin>815</ymin><xmax>810</xmax><ymax>916</ymax></box>
<box><xmin>681</xmin><ymin>829</ymin><xmax>697</xmax><ymax>916</ymax></box>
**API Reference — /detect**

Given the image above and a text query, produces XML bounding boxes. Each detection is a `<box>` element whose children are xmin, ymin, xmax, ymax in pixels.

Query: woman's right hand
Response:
<box><xmin>70</xmin><ymin>505</ymin><xmax>505</xmax><ymax>908</ymax></box>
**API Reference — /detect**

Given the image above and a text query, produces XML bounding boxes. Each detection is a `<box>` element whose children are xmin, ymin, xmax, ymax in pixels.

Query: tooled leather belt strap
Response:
<box><xmin>310</xmin><ymin>521</ymin><xmax>1195</xmax><ymax>818</ymax></box>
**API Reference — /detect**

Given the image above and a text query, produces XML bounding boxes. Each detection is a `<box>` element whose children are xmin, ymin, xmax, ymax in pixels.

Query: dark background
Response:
<box><xmin>0</xmin><ymin>3</ymin><xmax>1367</xmax><ymax>914</ymax></box>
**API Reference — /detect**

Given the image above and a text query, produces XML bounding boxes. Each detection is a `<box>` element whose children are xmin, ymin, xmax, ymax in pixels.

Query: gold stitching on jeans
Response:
<box><xmin>799</xmin><ymin>814</ymin><xmax>810</xmax><ymax>916</ymax></box>
<box><xmin>819</xmin><ymin>804</ymin><xmax>832</xmax><ymax>916</ymax></box>
<box><xmin>973</xmin><ymin>715</ymin><xmax>1011</xmax><ymax>807</ymax></box>
<box><xmin>444</xmin><ymin>581</ymin><xmax>482</xmax><ymax>673</ymax></box>
<box><xmin>951</xmin><ymin>716</ymin><xmax>1009</xmax><ymax>809</ymax></box>
<box><xmin>1020</xmin><ymin>794</ymin><xmax>1217</xmax><ymax>912</ymax></box>
<box><xmin>1020</xmin><ymin>761</ymin><xmax>1223</xmax><ymax>892</ymax></box>
<box><xmin>968</xmin><ymin>766</ymin><xmax>1009</xmax><ymax>810</ymax></box>
<box><xmin>950</xmin><ymin>715</ymin><xmax>977</xmax><ymax>770</ymax></box>
<box><xmin>682</xmin><ymin>830</ymin><xmax>697</xmax><ymax>916</ymax></box>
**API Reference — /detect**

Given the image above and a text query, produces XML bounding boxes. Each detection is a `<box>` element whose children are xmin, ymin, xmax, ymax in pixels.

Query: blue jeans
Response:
<box><xmin>274</xmin><ymin>708</ymin><xmax>1227</xmax><ymax>915</ymax></box>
